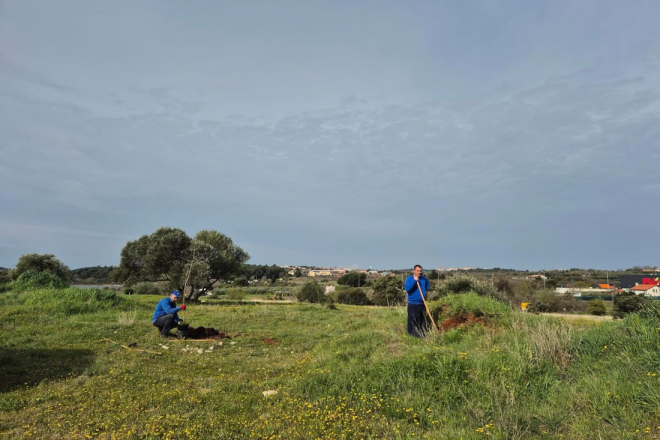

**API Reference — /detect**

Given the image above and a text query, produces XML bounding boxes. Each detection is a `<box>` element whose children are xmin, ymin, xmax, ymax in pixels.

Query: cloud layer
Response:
<box><xmin>1</xmin><ymin>1</ymin><xmax>659</xmax><ymax>269</ymax></box>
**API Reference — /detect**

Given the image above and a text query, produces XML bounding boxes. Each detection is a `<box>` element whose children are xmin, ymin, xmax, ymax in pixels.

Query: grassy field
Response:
<box><xmin>1</xmin><ymin>289</ymin><xmax>660</xmax><ymax>439</ymax></box>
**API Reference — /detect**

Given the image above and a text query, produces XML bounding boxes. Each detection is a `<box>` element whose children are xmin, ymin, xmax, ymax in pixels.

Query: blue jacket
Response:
<box><xmin>152</xmin><ymin>297</ymin><xmax>182</xmax><ymax>324</ymax></box>
<box><xmin>404</xmin><ymin>275</ymin><xmax>430</xmax><ymax>305</ymax></box>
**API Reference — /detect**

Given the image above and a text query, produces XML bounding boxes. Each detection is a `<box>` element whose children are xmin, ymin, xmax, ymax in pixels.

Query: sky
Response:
<box><xmin>1</xmin><ymin>0</ymin><xmax>659</xmax><ymax>271</ymax></box>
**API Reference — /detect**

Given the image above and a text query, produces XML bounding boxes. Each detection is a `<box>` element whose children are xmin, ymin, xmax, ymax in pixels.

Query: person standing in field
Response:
<box><xmin>152</xmin><ymin>290</ymin><xmax>186</xmax><ymax>337</ymax></box>
<box><xmin>404</xmin><ymin>265</ymin><xmax>431</xmax><ymax>337</ymax></box>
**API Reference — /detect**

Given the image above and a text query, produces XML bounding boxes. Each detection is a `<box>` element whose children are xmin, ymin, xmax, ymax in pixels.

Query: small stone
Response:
<box><xmin>262</xmin><ymin>390</ymin><xmax>278</xmax><ymax>397</ymax></box>
<box><xmin>217</xmin><ymin>341</ymin><xmax>223</xmax><ymax>346</ymax></box>
<box><xmin>197</xmin><ymin>348</ymin><xmax>204</xmax><ymax>354</ymax></box>
<box><xmin>230</xmin><ymin>341</ymin><xmax>236</xmax><ymax>345</ymax></box>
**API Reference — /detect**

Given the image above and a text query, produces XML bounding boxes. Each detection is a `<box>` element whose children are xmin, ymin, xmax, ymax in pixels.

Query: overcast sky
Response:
<box><xmin>1</xmin><ymin>1</ymin><xmax>659</xmax><ymax>270</ymax></box>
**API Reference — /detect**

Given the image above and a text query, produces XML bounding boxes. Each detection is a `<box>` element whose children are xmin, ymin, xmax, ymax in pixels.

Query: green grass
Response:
<box><xmin>0</xmin><ymin>290</ymin><xmax>659</xmax><ymax>439</ymax></box>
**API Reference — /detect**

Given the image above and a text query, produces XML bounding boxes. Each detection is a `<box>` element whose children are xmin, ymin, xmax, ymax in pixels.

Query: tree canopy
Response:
<box><xmin>372</xmin><ymin>275</ymin><xmax>405</xmax><ymax>306</ymax></box>
<box><xmin>115</xmin><ymin>227</ymin><xmax>250</xmax><ymax>300</ymax></box>
<box><xmin>12</xmin><ymin>253</ymin><xmax>70</xmax><ymax>282</ymax></box>
<box><xmin>337</xmin><ymin>271</ymin><xmax>367</xmax><ymax>287</ymax></box>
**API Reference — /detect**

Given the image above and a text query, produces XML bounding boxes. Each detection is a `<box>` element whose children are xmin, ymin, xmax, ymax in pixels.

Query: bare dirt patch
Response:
<box><xmin>439</xmin><ymin>313</ymin><xmax>486</xmax><ymax>331</ymax></box>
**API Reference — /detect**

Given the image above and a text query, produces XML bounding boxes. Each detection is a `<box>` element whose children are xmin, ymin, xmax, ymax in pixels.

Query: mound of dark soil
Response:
<box><xmin>187</xmin><ymin>326</ymin><xmax>232</xmax><ymax>340</ymax></box>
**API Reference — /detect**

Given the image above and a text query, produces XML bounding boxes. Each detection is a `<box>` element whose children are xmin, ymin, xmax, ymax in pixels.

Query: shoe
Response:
<box><xmin>159</xmin><ymin>332</ymin><xmax>173</xmax><ymax>338</ymax></box>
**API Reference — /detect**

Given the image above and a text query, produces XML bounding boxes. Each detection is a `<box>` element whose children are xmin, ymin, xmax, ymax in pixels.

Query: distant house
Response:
<box><xmin>630</xmin><ymin>284</ymin><xmax>660</xmax><ymax>297</ymax></box>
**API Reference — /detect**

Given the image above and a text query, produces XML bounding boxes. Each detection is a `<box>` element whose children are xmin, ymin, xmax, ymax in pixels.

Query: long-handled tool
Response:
<box><xmin>417</xmin><ymin>281</ymin><xmax>439</xmax><ymax>332</ymax></box>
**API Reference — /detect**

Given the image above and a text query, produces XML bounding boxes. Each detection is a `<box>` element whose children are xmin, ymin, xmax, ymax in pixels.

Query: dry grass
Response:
<box><xmin>117</xmin><ymin>310</ymin><xmax>137</xmax><ymax>325</ymax></box>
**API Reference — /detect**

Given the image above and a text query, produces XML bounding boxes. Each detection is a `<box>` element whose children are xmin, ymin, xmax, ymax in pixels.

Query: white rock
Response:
<box><xmin>262</xmin><ymin>390</ymin><xmax>278</xmax><ymax>397</ymax></box>
<box><xmin>197</xmin><ymin>348</ymin><xmax>204</xmax><ymax>354</ymax></box>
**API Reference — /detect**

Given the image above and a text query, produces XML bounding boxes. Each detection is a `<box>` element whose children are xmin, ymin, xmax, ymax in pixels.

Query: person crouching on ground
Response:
<box><xmin>404</xmin><ymin>265</ymin><xmax>430</xmax><ymax>337</ymax></box>
<box><xmin>152</xmin><ymin>290</ymin><xmax>186</xmax><ymax>337</ymax></box>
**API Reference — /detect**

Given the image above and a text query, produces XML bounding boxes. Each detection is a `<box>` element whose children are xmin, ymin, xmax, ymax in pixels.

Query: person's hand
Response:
<box><xmin>413</xmin><ymin>275</ymin><xmax>419</xmax><ymax>281</ymax></box>
<box><xmin>180</xmin><ymin>304</ymin><xmax>186</xmax><ymax>310</ymax></box>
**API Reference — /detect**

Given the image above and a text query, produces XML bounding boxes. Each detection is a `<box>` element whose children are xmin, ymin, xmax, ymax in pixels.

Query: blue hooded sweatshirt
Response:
<box><xmin>152</xmin><ymin>297</ymin><xmax>182</xmax><ymax>324</ymax></box>
<box><xmin>404</xmin><ymin>275</ymin><xmax>430</xmax><ymax>305</ymax></box>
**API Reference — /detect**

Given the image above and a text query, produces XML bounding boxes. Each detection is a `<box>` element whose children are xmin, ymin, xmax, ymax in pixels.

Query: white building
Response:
<box><xmin>630</xmin><ymin>284</ymin><xmax>660</xmax><ymax>297</ymax></box>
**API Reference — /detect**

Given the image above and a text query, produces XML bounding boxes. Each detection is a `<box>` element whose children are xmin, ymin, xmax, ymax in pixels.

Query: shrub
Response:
<box><xmin>233</xmin><ymin>277</ymin><xmax>249</xmax><ymax>287</ymax></box>
<box><xmin>439</xmin><ymin>274</ymin><xmax>499</xmax><ymax>298</ymax></box>
<box><xmin>132</xmin><ymin>281</ymin><xmax>161</xmax><ymax>295</ymax></box>
<box><xmin>371</xmin><ymin>275</ymin><xmax>406</xmax><ymax>306</ymax></box>
<box><xmin>334</xmin><ymin>288</ymin><xmax>371</xmax><ymax>305</ymax></box>
<box><xmin>14</xmin><ymin>270</ymin><xmax>69</xmax><ymax>291</ymax></box>
<box><xmin>430</xmin><ymin>292</ymin><xmax>511</xmax><ymax>321</ymax></box>
<box><xmin>613</xmin><ymin>291</ymin><xmax>646</xmax><ymax>319</ymax></box>
<box><xmin>297</xmin><ymin>280</ymin><xmax>325</xmax><ymax>303</ymax></box>
<box><xmin>226</xmin><ymin>288</ymin><xmax>246</xmax><ymax>300</ymax></box>
<box><xmin>527</xmin><ymin>290</ymin><xmax>585</xmax><ymax>314</ymax></box>
<box><xmin>11</xmin><ymin>253</ymin><xmax>70</xmax><ymax>282</ymax></box>
<box><xmin>587</xmin><ymin>300</ymin><xmax>607</xmax><ymax>316</ymax></box>
<box><xmin>337</xmin><ymin>272</ymin><xmax>367</xmax><ymax>288</ymax></box>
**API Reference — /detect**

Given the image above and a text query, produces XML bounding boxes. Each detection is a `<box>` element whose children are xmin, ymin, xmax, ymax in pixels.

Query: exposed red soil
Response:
<box><xmin>262</xmin><ymin>338</ymin><xmax>278</xmax><ymax>345</ymax></box>
<box><xmin>439</xmin><ymin>313</ymin><xmax>486</xmax><ymax>331</ymax></box>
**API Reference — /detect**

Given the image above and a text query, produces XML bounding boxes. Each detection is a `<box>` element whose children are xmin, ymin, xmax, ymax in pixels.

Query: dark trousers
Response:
<box><xmin>154</xmin><ymin>314</ymin><xmax>176</xmax><ymax>335</ymax></box>
<box><xmin>407</xmin><ymin>304</ymin><xmax>429</xmax><ymax>337</ymax></box>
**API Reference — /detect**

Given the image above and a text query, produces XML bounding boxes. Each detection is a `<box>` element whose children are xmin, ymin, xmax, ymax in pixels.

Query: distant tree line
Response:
<box><xmin>240</xmin><ymin>264</ymin><xmax>288</xmax><ymax>283</ymax></box>
<box><xmin>71</xmin><ymin>266</ymin><xmax>116</xmax><ymax>284</ymax></box>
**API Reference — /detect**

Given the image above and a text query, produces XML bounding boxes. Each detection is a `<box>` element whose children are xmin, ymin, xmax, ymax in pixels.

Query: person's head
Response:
<box><xmin>413</xmin><ymin>265</ymin><xmax>423</xmax><ymax>277</ymax></box>
<box><xmin>169</xmin><ymin>290</ymin><xmax>181</xmax><ymax>302</ymax></box>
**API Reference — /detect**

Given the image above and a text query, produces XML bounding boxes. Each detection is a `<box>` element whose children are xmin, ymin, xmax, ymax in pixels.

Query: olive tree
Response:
<box><xmin>11</xmin><ymin>253</ymin><xmax>70</xmax><ymax>284</ymax></box>
<box><xmin>372</xmin><ymin>275</ymin><xmax>406</xmax><ymax>306</ymax></box>
<box><xmin>115</xmin><ymin>227</ymin><xmax>249</xmax><ymax>301</ymax></box>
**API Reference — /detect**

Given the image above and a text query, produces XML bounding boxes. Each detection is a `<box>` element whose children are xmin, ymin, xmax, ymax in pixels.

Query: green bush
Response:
<box><xmin>13</xmin><ymin>270</ymin><xmax>69</xmax><ymax>291</ymax></box>
<box><xmin>226</xmin><ymin>288</ymin><xmax>246</xmax><ymax>300</ymax></box>
<box><xmin>430</xmin><ymin>292</ymin><xmax>511</xmax><ymax>321</ymax></box>
<box><xmin>337</xmin><ymin>272</ymin><xmax>367</xmax><ymax>288</ymax></box>
<box><xmin>613</xmin><ymin>291</ymin><xmax>646</xmax><ymax>319</ymax></box>
<box><xmin>527</xmin><ymin>290</ymin><xmax>585</xmax><ymax>314</ymax></box>
<box><xmin>11</xmin><ymin>253</ymin><xmax>70</xmax><ymax>282</ymax></box>
<box><xmin>233</xmin><ymin>277</ymin><xmax>249</xmax><ymax>287</ymax></box>
<box><xmin>334</xmin><ymin>288</ymin><xmax>371</xmax><ymax>305</ymax></box>
<box><xmin>587</xmin><ymin>300</ymin><xmax>607</xmax><ymax>316</ymax></box>
<box><xmin>371</xmin><ymin>275</ymin><xmax>405</xmax><ymax>306</ymax></box>
<box><xmin>132</xmin><ymin>281</ymin><xmax>162</xmax><ymax>295</ymax></box>
<box><xmin>439</xmin><ymin>274</ymin><xmax>500</xmax><ymax>298</ymax></box>
<box><xmin>297</xmin><ymin>280</ymin><xmax>325</xmax><ymax>303</ymax></box>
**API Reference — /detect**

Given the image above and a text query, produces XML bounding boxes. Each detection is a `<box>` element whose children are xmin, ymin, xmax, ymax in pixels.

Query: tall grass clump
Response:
<box><xmin>0</xmin><ymin>287</ymin><xmax>127</xmax><ymax>317</ymax></box>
